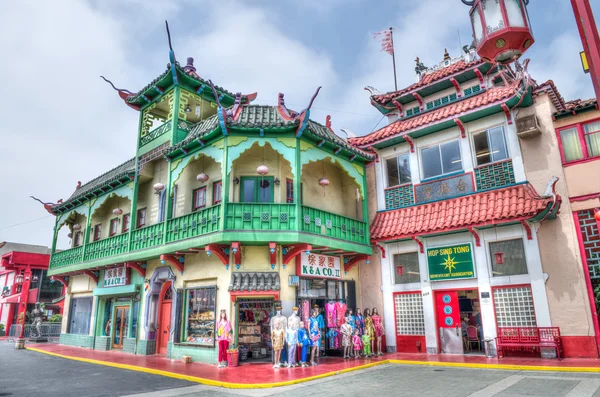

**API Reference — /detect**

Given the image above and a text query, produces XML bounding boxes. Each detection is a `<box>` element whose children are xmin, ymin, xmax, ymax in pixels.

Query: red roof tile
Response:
<box><xmin>371</xmin><ymin>59</ymin><xmax>486</xmax><ymax>105</ymax></box>
<box><xmin>370</xmin><ymin>184</ymin><xmax>552</xmax><ymax>241</ymax></box>
<box><xmin>533</xmin><ymin>80</ymin><xmax>566</xmax><ymax>113</ymax></box>
<box><xmin>350</xmin><ymin>85</ymin><xmax>516</xmax><ymax>147</ymax></box>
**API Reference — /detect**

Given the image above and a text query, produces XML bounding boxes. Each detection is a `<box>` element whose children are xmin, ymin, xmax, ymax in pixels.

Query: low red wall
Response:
<box><xmin>396</xmin><ymin>335</ymin><xmax>427</xmax><ymax>353</ymax></box>
<box><xmin>562</xmin><ymin>336</ymin><xmax>598</xmax><ymax>358</ymax></box>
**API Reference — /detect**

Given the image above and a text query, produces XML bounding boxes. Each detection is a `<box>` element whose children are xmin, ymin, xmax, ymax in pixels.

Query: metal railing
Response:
<box><xmin>8</xmin><ymin>323</ymin><xmax>62</xmax><ymax>338</ymax></box>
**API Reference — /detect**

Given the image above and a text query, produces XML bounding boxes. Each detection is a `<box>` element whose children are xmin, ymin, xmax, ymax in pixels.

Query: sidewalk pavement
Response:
<box><xmin>25</xmin><ymin>343</ymin><xmax>600</xmax><ymax>388</ymax></box>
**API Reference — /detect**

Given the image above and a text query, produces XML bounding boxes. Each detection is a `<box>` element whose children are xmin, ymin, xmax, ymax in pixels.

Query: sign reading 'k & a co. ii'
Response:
<box><xmin>427</xmin><ymin>243</ymin><xmax>475</xmax><ymax>281</ymax></box>
<box><xmin>298</xmin><ymin>252</ymin><xmax>341</xmax><ymax>279</ymax></box>
<box><xmin>104</xmin><ymin>266</ymin><xmax>128</xmax><ymax>287</ymax></box>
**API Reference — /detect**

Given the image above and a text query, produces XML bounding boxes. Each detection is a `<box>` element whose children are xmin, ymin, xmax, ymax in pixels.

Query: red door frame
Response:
<box><xmin>156</xmin><ymin>281</ymin><xmax>173</xmax><ymax>355</ymax></box>
<box><xmin>432</xmin><ymin>287</ymin><xmax>479</xmax><ymax>354</ymax></box>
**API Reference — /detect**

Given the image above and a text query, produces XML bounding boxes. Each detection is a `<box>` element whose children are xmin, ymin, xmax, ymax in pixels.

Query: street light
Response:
<box><xmin>462</xmin><ymin>0</ymin><xmax>534</xmax><ymax>64</ymax></box>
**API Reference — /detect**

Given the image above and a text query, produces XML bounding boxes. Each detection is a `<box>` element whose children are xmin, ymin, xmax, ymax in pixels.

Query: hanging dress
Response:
<box><xmin>372</xmin><ymin>314</ymin><xmax>384</xmax><ymax>337</ymax></box>
<box><xmin>325</xmin><ymin>302</ymin><xmax>337</xmax><ymax>327</ymax></box>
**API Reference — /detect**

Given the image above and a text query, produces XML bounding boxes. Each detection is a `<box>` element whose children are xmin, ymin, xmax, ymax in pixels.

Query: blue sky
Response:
<box><xmin>0</xmin><ymin>0</ymin><xmax>598</xmax><ymax>247</ymax></box>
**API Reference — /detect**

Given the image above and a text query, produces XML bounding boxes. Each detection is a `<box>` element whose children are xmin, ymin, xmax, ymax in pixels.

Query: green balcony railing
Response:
<box><xmin>225</xmin><ymin>203</ymin><xmax>297</xmax><ymax>231</ymax></box>
<box><xmin>166</xmin><ymin>206</ymin><xmax>221</xmax><ymax>243</ymax></box>
<box><xmin>130</xmin><ymin>222</ymin><xmax>164</xmax><ymax>251</ymax></box>
<box><xmin>301</xmin><ymin>206</ymin><xmax>368</xmax><ymax>244</ymax></box>
<box><xmin>49</xmin><ymin>246</ymin><xmax>84</xmax><ymax>269</ymax></box>
<box><xmin>84</xmin><ymin>234</ymin><xmax>129</xmax><ymax>262</ymax></box>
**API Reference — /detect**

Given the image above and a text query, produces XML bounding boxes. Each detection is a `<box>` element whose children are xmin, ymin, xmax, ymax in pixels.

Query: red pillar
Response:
<box><xmin>571</xmin><ymin>0</ymin><xmax>600</xmax><ymax>103</ymax></box>
<box><xmin>17</xmin><ymin>268</ymin><xmax>32</xmax><ymax>339</ymax></box>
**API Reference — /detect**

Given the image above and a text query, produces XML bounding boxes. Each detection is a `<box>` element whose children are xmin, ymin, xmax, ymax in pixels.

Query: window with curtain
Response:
<box><xmin>559</xmin><ymin>127</ymin><xmax>584</xmax><ymax>162</ymax></box>
<box><xmin>584</xmin><ymin>121</ymin><xmax>600</xmax><ymax>157</ymax></box>
<box><xmin>393</xmin><ymin>252</ymin><xmax>420</xmax><ymax>284</ymax></box>
<box><xmin>489</xmin><ymin>238</ymin><xmax>528</xmax><ymax>277</ymax></box>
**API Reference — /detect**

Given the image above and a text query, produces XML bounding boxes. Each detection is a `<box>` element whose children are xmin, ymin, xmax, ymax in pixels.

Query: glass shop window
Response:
<box><xmin>213</xmin><ymin>181</ymin><xmax>222</xmax><ymax>205</ymax></box>
<box><xmin>473</xmin><ymin>126</ymin><xmax>509</xmax><ymax>166</ymax></box>
<box><xmin>489</xmin><ymin>238</ymin><xmax>528</xmax><ymax>277</ymax></box>
<box><xmin>240</xmin><ymin>177</ymin><xmax>274</xmax><ymax>203</ymax></box>
<box><xmin>393</xmin><ymin>252</ymin><xmax>420</xmax><ymax>284</ymax></box>
<box><xmin>385</xmin><ymin>153</ymin><xmax>412</xmax><ymax>187</ymax></box>
<box><xmin>193</xmin><ymin>187</ymin><xmax>207</xmax><ymax>211</ymax></box>
<box><xmin>68</xmin><ymin>297</ymin><xmax>93</xmax><ymax>335</ymax></box>
<box><xmin>298</xmin><ymin>279</ymin><xmax>327</xmax><ymax>298</ymax></box>
<box><xmin>130</xmin><ymin>300</ymin><xmax>139</xmax><ymax>339</ymax></box>
<box><xmin>184</xmin><ymin>287</ymin><xmax>216</xmax><ymax>346</ymax></box>
<box><xmin>421</xmin><ymin>139</ymin><xmax>462</xmax><ymax>179</ymax></box>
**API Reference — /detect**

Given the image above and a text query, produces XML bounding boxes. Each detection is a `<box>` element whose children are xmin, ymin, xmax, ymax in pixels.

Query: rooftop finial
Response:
<box><xmin>444</xmin><ymin>48</ymin><xmax>451</xmax><ymax>61</ymax></box>
<box><xmin>184</xmin><ymin>57</ymin><xmax>196</xmax><ymax>73</ymax></box>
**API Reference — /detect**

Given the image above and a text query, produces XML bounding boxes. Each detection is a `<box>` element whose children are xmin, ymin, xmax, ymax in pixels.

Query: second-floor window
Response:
<box><xmin>193</xmin><ymin>187</ymin><xmax>207</xmax><ymax>210</ymax></box>
<box><xmin>74</xmin><ymin>231</ymin><xmax>83</xmax><ymax>247</ymax></box>
<box><xmin>558</xmin><ymin>120</ymin><xmax>600</xmax><ymax>163</ymax></box>
<box><xmin>93</xmin><ymin>224</ymin><xmax>102</xmax><ymax>241</ymax></box>
<box><xmin>473</xmin><ymin>126</ymin><xmax>509</xmax><ymax>166</ymax></box>
<box><xmin>286</xmin><ymin>179</ymin><xmax>294</xmax><ymax>203</ymax></box>
<box><xmin>213</xmin><ymin>181</ymin><xmax>222</xmax><ymax>205</ymax></box>
<box><xmin>122</xmin><ymin>214</ymin><xmax>130</xmax><ymax>233</ymax></box>
<box><xmin>421</xmin><ymin>139</ymin><xmax>462</xmax><ymax>180</ymax></box>
<box><xmin>137</xmin><ymin>208</ymin><xmax>146</xmax><ymax>228</ymax></box>
<box><xmin>240</xmin><ymin>176</ymin><xmax>274</xmax><ymax>203</ymax></box>
<box><xmin>109</xmin><ymin>218</ymin><xmax>118</xmax><ymax>236</ymax></box>
<box><xmin>385</xmin><ymin>153</ymin><xmax>411</xmax><ymax>187</ymax></box>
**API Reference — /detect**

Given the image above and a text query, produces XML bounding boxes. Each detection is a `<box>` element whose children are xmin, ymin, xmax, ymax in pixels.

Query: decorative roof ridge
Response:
<box><xmin>350</xmin><ymin>84</ymin><xmax>517</xmax><ymax>147</ymax></box>
<box><xmin>554</xmin><ymin>97</ymin><xmax>598</xmax><ymax>117</ymax></box>
<box><xmin>370</xmin><ymin>58</ymin><xmax>488</xmax><ymax>105</ymax></box>
<box><xmin>533</xmin><ymin>80</ymin><xmax>566</xmax><ymax>112</ymax></box>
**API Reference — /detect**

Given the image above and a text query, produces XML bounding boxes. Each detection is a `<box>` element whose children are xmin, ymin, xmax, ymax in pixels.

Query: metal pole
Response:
<box><xmin>390</xmin><ymin>27</ymin><xmax>398</xmax><ymax>91</ymax></box>
<box><xmin>571</xmin><ymin>0</ymin><xmax>600</xmax><ymax>103</ymax></box>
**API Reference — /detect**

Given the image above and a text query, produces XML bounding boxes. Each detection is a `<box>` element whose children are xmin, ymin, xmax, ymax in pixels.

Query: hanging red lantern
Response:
<box><xmin>462</xmin><ymin>0</ymin><xmax>534</xmax><ymax>65</ymax></box>
<box><xmin>196</xmin><ymin>173</ymin><xmax>209</xmax><ymax>183</ymax></box>
<box><xmin>319</xmin><ymin>177</ymin><xmax>330</xmax><ymax>187</ymax></box>
<box><xmin>257</xmin><ymin>165</ymin><xmax>269</xmax><ymax>176</ymax></box>
<box><xmin>494</xmin><ymin>252</ymin><xmax>505</xmax><ymax>265</ymax></box>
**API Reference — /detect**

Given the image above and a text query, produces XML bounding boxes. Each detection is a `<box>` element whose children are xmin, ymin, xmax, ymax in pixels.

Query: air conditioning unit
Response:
<box><xmin>516</xmin><ymin>114</ymin><xmax>541</xmax><ymax>139</ymax></box>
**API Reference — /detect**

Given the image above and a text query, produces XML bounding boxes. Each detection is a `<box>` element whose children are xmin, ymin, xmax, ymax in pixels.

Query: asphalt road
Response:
<box><xmin>1</xmin><ymin>342</ymin><xmax>600</xmax><ymax>397</ymax></box>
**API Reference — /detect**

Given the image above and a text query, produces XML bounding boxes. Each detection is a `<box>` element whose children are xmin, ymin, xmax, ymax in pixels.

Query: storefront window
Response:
<box><xmin>130</xmin><ymin>300</ymin><xmax>139</xmax><ymax>339</ymax></box>
<box><xmin>102</xmin><ymin>299</ymin><xmax>112</xmax><ymax>336</ymax></box>
<box><xmin>489</xmin><ymin>238</ymin><xmax>528</xmax><ymax>277</ymax></box>
<box><xmin>68</xmin><ymin>297</ymin><xmax>93</xmax><ymax>335</ymax></box>
<box><xmin>493</xmin><ymin>286</ymin><xmax>536</xmax><ymax>327</ymax></box>
<box><xmin>394</xmin><ymin>293</ymin><xmax>425</xmax><ymax>335</ymax></box>
<box><xmin>299</xmin><ymin>279</ymin><xmax>327</xmax><ymax>298</ymax></box>
<box><xmin>327</xmin><ymin>281</ymin><xmax>344</xmax><ymax>300</ymax></box>
<box><xmin>184</xmin><ymin>287</ymin><xmax>216</xmax><ymax>346</ymax></box>
<box><xmin>393</xmin><ymin>252</ymin><xmax>420</xmax><ymax>284</ymax></box>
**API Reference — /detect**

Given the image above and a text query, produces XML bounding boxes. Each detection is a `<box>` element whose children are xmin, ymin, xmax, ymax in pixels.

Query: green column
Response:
<box><xmin>81</xmin><ymin>204</ymin><xmax>92</xmax><ymax>261</ymax></box>
<box><xmin>163</xmin><ymin>157</ymin><xmax>174</xmax><ymax>241</ymax></box>
<box><xmin>128</xmin><ymin>157</ymin><xmax>141</xmax><ymax>251</ymax></box>
<box><xmin>221</xmin><ymin>138</ymin><xmax>229</xmax><ymax>231</ymax></box>
<box><xmin>51</xmin><ymin>218</ymin><xmax>59</xmax><ymax>254</ymax></box>
<box><xmin>361</xmin><ymin>163</ymin><xmax>370</xmax><ymax>243</ymax></box>
<box><xmin>294</xmin><ymin>142</ymin><xmax>301</xmax><ymax>231</ymax></box>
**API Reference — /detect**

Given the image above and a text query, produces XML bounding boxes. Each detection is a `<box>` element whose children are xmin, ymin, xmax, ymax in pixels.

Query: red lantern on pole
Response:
<box><xmin>494</xmin><ymin>252</ymin><xmax>505</xmax><ymax>265</ymax></box>
<box><xmin>462</xmin><ymin>0</ymin><xmax>534</xmax><ymax>64</ymax></box>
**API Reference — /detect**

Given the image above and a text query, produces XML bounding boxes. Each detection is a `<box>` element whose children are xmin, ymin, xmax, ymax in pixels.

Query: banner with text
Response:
<box><xmin>104</xmin><ymin>266</ymin><xmax>128</xmax><ymax>287</ymax></box>
<box><xmin>427</xmin><ymin>243</ymin><xmax>475</xmax><ymax>281</ymax></box>
<box><xmin>298</xmin><ymin>252</ymin><xmax>341</xmax><ymax>279</ymax></box>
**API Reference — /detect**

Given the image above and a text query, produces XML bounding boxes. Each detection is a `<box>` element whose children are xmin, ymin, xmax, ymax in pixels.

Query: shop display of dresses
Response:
<box><xmin>325</xmin><ymin>302</ymin><xmax>337</xmax><ymax>327</ymax></box>
<box><xmin>335</xmin><ymin>302</ymin><xmax>347</xmax><ymax>327</ymax></box>
<box><xmin>341</xmin><ymin>322</ymin><xmax>352</xmax><ymax>347</ymax></box>
<box><xmin>356</xmin><ymin>313</ymin><xmax>365</xmax><ymax>336</ymax></box>
<box><xmin>372</xmin><ymin>314</ymin><xmax>384</xmax><ymax>337</ymax></box>
<box><xmin>271</xmin><ymin>327</ymin><xmax>285</xmax><ymax>350</ymax></box>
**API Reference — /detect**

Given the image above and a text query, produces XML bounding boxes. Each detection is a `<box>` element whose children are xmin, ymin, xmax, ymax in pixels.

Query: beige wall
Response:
<box><xmin>563</xmin><ymin>161</ymin><xmax>600</xmax><ymax>199</ymax></box>
<box><xmin>137</xmin><ymin>159</ymin><xmax>169</xmax><ymax>226</ymax></box>
<box><xmin>89</xmin><ymin>195</ymin><xmax>132</xmax><ymax>241</ymax></box>
<box><xmin>301</xmin><ymin>160</ymin><xmax>362</xmax><ymax>220</ymax></box>
<box><xmin>229</xmin><ymin>142</ymin><xmax>292</xmax><ymax>204</ymax></box>
<box><xmin>520</xmin><ymin>94</ymin><xmax>595</xmax><ymax>337</ymax></box>
<box><xmin>174</xmin><ymin>155</ymin><xmax>222</xmax><ymax>218</ymax></box>
<box><xmin>554</xmin><ymin>108</ymin><xmax>600</xmax><ymax>129</ymax></box>
<box><xmin>359</xmin><ymin>164</ymin><xmax>384</xmax><ymax>312</ymax></box>
<box><xmin>70</xmin><ymin>213</ymin><xmax>88</xmax><ymax>248</ymax></box>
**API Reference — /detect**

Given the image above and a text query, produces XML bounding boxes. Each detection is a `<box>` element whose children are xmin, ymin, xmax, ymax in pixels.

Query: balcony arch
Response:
<box><xmin>56</xmin><ymin>208</ymin><xmax>88</xmax><ymax>250</ymax></box>
<box><xmin>89</xmin><ymin>184</ymin><xmax>134</xmax><ymax>217</ymax></box>
<box><xmin>171</xmin><ymin>153</ymin><xmax>222</xmax><ymax>218</ymax></box>
<box><xmin>170</xmin><ymin>144</ymin><xmax>223</xmax><ymax>187</ymax></box>
<box><xmin>227</xmin><ymin>137</ymin><xmax>297</xmax><ymax>177</ymax></box>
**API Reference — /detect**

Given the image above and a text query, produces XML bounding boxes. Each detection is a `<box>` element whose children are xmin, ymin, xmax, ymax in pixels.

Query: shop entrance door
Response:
<box><xmin>435</xmin><ymin>291</ymin><xmax>463</xmax><ymax>354</ymax></box>
<box><xmin>157</xmin><ymin>283</ymin><xmax>173</xmax><ymax>355</ymax></box>
<box><xmin>112</xmin><ymin>306</ymin><xmax>129</xmax><ymax>349</ymax></box>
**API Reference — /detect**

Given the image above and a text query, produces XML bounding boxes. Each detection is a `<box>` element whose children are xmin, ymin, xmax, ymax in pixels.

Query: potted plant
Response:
<box><xmin>0</xmin><ymin>323</ymin><xmax>5</xmax><ymax>337</ymax></box>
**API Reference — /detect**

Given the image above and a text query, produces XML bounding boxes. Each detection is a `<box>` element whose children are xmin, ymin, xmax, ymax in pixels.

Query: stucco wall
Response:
<box><xmin>519</xmin><ymin>94</ymin><xmax>594</xmax><ymax>337</ymax></box>
<box><xmin>137</xmin><ymin>159</ymin><xmax>168</xmax><ymax>226</ymax></box>
<box><xmin>173</xmin><ymin>155</ymin><xmax>222</xmax><ymax>218</ymax></box>
<box><xmin>359</xmin><ymin>164</ymin><xmax>384</xmax><ymax>312</ymax></box>
<box><xmin>89</xmin><ymin>195</ymin><xmax>132</xmax><ymax>241</ymax></box>
<box><xmin>563</xmin><ymin>161</ymin><xmax>600</xmax><ymax>199</ymax></box>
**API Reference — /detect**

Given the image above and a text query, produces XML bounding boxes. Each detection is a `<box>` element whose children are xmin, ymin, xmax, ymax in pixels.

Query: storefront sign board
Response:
<box><xmin>415</xmin><ymin>173</ymin><xmax>474</xmax><ymax>204</ymax></box>
<box><xmin>298</xmin><ymin>253</ymin><xmax>341</xmax><ymax>279</ymax></box>
<box><xmin>427</xmin><ymin>243</ymin><xmax>475</xmax><ymax>281</ymax></box>
<box><xmin>104</xmin><ymin>266</ymin><xmax>128</xmax><ymax>287</ymax></box>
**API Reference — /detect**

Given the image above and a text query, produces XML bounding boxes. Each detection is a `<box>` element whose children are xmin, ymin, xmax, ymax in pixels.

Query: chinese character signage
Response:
<box><xmin>427</xmin><ymin>243</ymin><xmax>475</xmax><ymax>281</ymax></box>
<box><xmin>298</xmin><ymin>253</ymin><xmax>341</xmax><ymax>279</ymax></box>
<box><xmin>415</xmin><ymin>173</ymin><xmax>474</xmax><ymax>204</ymax></box>
<box><xmin>104</xmin><ymin>266</ymin><xmax>128</xmax><ymax>287</ymax></box>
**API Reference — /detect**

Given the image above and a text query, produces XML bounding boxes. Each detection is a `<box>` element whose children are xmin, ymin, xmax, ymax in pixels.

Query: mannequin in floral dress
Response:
<box><xmin>341</xmin><ymin>316</ymin><xmax>353</xmax><ymax>359</ymax></box>
<box><xmin>355</xmin><ymin>308</ymin><xmax>365</xmax><ymax>336</ymax></box>
<box><xmin>216</xmin><ymin>310</ymin><xmax>232</xmax><ymax>368</ymax></box>
<box><xmin>352</xmin><ymin>328</ymin><xmax>363</xmax><ymax>358</ymax></box>
<box><xmin>271</xmin><ymin>319</ymin><xmax>285</xmax><ymax>368</ymax></box>
<box><xmin>309</xmin><ymin>320</ymin><xmax>321</xmax><ymax>366</ymax></box>
<box><xmin>371</xmin><ymin>307</ymin><xmax>385</xmax><ymax>355</ymax></box>
<box><xmin>363</xmin><ymin>308</ymin><xmax>375</xmax><ymax>357</ymax></box>
<box><xmin>347</xmin><ymin>309</ymin><xmax>356</xmax><ymax>333</ymax></box>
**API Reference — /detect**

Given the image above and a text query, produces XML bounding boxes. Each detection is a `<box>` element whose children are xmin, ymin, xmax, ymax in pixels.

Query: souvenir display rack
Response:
<box><xmin>236</xmin><ymin>298</ymin><xmax>273</xmax><ymax>360</ymax></box>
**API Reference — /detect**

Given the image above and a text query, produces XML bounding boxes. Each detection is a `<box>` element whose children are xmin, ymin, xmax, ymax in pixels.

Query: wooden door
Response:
<box><xmin>112</xmin><ymin>306</ymin><xmax>129</xmax><ymax>349</ymax></box>
<box><xmin>157</xmin><ymin>283</ymin><xmax>173</xmax><ymax>354</ymax></box>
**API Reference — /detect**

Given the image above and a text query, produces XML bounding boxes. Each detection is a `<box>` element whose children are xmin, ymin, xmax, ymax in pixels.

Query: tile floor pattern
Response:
<box><xmin>124</xmin><ymin>366</ymin><xmax>600</xmax><ymax>397</ymax></box>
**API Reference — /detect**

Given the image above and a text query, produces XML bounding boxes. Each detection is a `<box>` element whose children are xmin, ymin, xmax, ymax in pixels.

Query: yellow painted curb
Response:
<box><xmin>26</xmin><ymin>347</ymin><xmax>600</xmax><ymax>389</ymax></box>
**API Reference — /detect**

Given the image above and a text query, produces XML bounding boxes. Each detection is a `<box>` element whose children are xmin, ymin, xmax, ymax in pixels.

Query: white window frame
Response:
<box><xmin>384</xmin><ymin>152</ymin><xmax>412</xmax><ymax>188</ymax></box>
<box><xmin>486</xmin><ymin>236</ymin><xmax>529</xmax><ymax>279</ymax></box>
<box><xmin>470</xmin><ymin>123</ymin><xmax>510</xmax><ymax>167</ymax></box>
<box><xmin>418</xmin><ymin>137</ymin><xmax>464</xmax><ymax>180</ymax></box>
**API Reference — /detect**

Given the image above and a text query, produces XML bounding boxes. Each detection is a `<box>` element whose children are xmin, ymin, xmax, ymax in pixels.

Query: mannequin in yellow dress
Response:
<box><xmin>363</xmin><ymin>308</ymin><xmax>375</xmax><ymax>357</ymax></box>
<box><xmin>271</xmin><ymin>319</ymin><xmax>285</xmax><ymax>368</ymax></box>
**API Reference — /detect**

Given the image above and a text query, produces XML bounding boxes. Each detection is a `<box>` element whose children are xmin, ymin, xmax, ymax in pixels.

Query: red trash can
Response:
<box><xmin>227</xmin><ymin>349</ymin><xmax>239</xmax><ymax>367</ymax></box>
